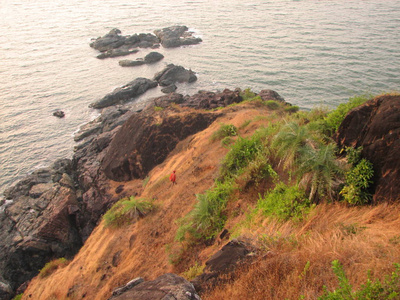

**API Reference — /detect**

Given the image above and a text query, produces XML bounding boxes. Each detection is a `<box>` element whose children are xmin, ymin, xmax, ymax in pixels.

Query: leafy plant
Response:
<box><xmin>257</xmin><ymin>183</ymin><xmax>313</xmax><ymax>222</ymax></box>
<box><xmin>181</xmin><ymin>262</ymin><xmax>205</xmax><ymax>280</ymax></box>
<box><xmin>153</xmin><ymin>106</ymin><xmax>164</xmax><ymax>111</ymax></box>
<box><xmin>243</xmin><ymin>151</ymin><xmax>277</xmax><ymax>186</ymax></box>
<box><xmin>285</xmin><ymin>105</ymin><xmax>299</xmax><ymax>113</ymax></box>
<box><xmin>319</xmin><ymin>260</ymin><xmax>400</xmax><ymax>299</ymax></box>
<box><xmin>265</xmin><ymin>100</ymin><xmax>280</xmax><ymax>110</ymax></box>
<box><xmin>39</xmin><ymin>258</ymin><xmax>69</xmax><ymax>278</ymax></box>
<box><xmin>211</xmin><ymin>123</ymin><xmax>238</xmax><ymax>141</ymax></box>
<box><xmin>340</xmin><ymin>158</ymin><xmax>374</xmax><ymax>205</ymax></box>
<box><xmin>12</xmin><ymin>294</ymin><xmax>23</xmax><ymax>300</ymax></box>
<box><xmin>219</xmin><ymin>135</ymin><xmax>262</xmax><ymax>181</ymax></box>
<box><xmin>240</xmin><ymin>88</ymin><xmax>257</xmax><ymax>100</ymax></box>
<box><xmin>296</xmin><ymin>143</ymin><xmax>343</xmax><ymax>201</ymax></box>
<box><xmin>175</xmin><ymin>180</ymin><xmax>234</xmax><ymax>242</ymax></box>
<box><xmin>323</xmin><ymin>94</ymin><xmax>372</xmax><ymax>136</ymax></box>
<box><xmin>103</xmin><ymin>196</ymin><xmax>154</xmax><ymax>228</ymax></box>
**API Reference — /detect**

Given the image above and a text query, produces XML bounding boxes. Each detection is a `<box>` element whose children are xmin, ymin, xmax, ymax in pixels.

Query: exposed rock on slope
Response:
<box><xmin>182</xmin><ymin>89</ymin><xmax>243</xmax><ymax>109</ymax></box>
<box><xmin>102</xmin><ymin>108</ymin><xmax>221</xmax><ymax>181</ymax></box>
<box><xmin>335</xmin><ymin>94</ymin><xmax>400</xmax><ymax>202</ymax></box>
<box><xmin>110</xmin><ymin>274</ymin><xmax>200</xmax><ymax>300</ymax></box>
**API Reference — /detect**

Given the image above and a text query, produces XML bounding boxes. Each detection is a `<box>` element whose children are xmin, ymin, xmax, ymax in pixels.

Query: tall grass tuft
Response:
<box><xmin>39</xmin><ymin>258</ymin><xmax>69</xmax><ymax>278</ymax></box>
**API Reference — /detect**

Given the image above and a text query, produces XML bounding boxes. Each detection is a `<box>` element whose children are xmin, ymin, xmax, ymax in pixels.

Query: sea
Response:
<box><xmin>0</xmin><ymin>0</ymin><xmax>399</xmax><ymax>195</ymax></box>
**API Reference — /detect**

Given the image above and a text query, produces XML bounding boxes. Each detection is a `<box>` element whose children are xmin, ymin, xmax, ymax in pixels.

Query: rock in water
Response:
<box><xmin>335</xmin><ymin>94</ymin><xmax>400</xmax><ymax>202</ymax></box>
<box><xmin>89</xmin><ymin>78</ymin><xmax>158</xmax><ymax>109</ymax></box>
<box><xmin>153</xmin><ymin>64</ymin><xmax>197</xmax><ymax>86</ymax></box>
<box><xmin>53</xmin><ymin>110</ymin><xmax>65</xmax><ymax>118</ymax></box>
<box><xmin>154</xmin><ymin>25</ymin><xmax>202</xmax><ymax>48</ymax></box>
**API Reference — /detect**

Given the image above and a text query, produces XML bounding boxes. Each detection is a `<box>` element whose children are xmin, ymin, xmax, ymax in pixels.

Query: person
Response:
<box><xmin>169</xmin><ymin>170</ymin><xmax>177</xmax><ymax>185</ymax></box>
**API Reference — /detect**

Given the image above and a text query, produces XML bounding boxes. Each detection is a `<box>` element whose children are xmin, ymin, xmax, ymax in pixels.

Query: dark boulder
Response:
<box><xmin>102</xmin><ymin>109</ymin><xmax>220</xmax><ymax>181</ymax></box>
<box><xmin>154</xmin><ymin>26</ymin><xmax>202</xmax><ymax>48</ymax></box>
<box><xmin>182</xmin><ymin>88</ymin><xmax>243</xmax><ymax>109</ymax></box>
<box><xmin>53</xmin><ymin>110</ymin><xmax>65</xmax><ymax>118</ymax></box>
<box><xmin>97</xmin><ymin>48</ymin><xmax>139</xmax><ymax>59</ymax></box>
<box><xmin>144</xmin><ymin>51</ymin><xmax>164</xmax><ymax>64</ymax></box>
<box><xmin>90</xmin><ymin>28</ymin><xmax>126</xmax><ymax>52</ymax></box>
<box><xmin>146</xmin><ymin>93</ymin><xmax>185</xmax><ymax>110</ymax></box>
<box><xmin>258</xmin><ymin>89</ymin><xmax>285</xmax><ymax>102</ymax></box>
<box><xmin>110</xmin><ymin>274</ymin><xmax>200</xmax><ymax>300</ymax></box>
<box><xmin>161</xmin><ymin>84</ymin><xmax>177</xmax><ymax>94</ymax></box>
<box><xmin>89</xmin><ymin>78</ymin><xmax>158</xmax><ymax>109</ymax></box>
<box><xmin>335</xmin><ymin>94</ymin><xmax>400</xmax><ymax>202</ymax></box>
<box><xmin>118</xmin><ymin>59</ymin><xmax>145</xmax><ymax>67</ymax></box>
<box><xmin>153</xmin><ymin>64</ymin><xmax>197</xmax><ymax>87</ymax></box>
<box><xmin>191</xmin><ymin>239</ymin><xmax>256</xmax><ymax>293</ymax></box>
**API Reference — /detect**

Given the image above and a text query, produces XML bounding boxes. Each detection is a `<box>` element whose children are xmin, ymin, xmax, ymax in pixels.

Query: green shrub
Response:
<box><xmin>211</xmin><ymin>123</ymin><xmax>238</xmax><ymax>141</ymax></box>
<box><xmin>103</xmin><ymin>196</ymin><xmax>153</xmax><ymax>228</ymax></box>
<box><xmin>240</xmin><ymin>88</ymin><xmax>257</xmax><ymax>100</ymax></box>
<box><xmin>175</xmin><ymin>180</ymin><xmax>234</xmax><ymax>242</ymax></box>
<box><xmin>323</xmin><ymin>94</ymin><xmax>372</xmax><ymax>136</ymax></box>
<box><xmin>219</xmin><ymin>135</ymin><xmax>263</xmax><ymax>180</ymax></box>
<box><xmin>257</xmin><ymin>183</ymin><xmax>312</xmax><ymax>222</ymax></box>
<box><xmin>265</xmin><ymin>100</ymin><xmax>280</xmax><ymax>110</ymax></box>
<box><xmin>319</xmin><ymin>260</ymin><xmax>400</xmax><ymax>299</ymax></box>
<box><xmin>243</xmin><ymin>151</ymin><xmax>277</xmax><ymax>185</ymax></box>
<box><xmin>181</xmin><ymin>262</ymin><xmax>205</xmax><ymax>280</ymax></box>
<box><xmin>284</xmin><ymin>105</ymin><xmax>299</xmax><ymax>113</ymax></box>
<box><xmin>153</xmin><ymin>106</ymin><xmax>164</xmax><ymax>111</ymax></box>
<box><xmin>12</xmin><ymin>294</ymin><xmax>23</xmax><ymax>300</ymax></box>
<box><xmin>39</xmin><ymin>258</ymin><xmax>69</xmax><ymax>278</ymax></box>
<box><xmin>340</xmin><ymin>158</ymin><xmax>374</xmax><ymax>205</ymax></box>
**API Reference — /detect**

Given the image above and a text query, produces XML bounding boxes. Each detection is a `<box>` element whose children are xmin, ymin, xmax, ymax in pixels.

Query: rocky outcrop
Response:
<box><xmin>90</xmin><ymin>29</ymin><xmax>159</xmax><ymax>58</ymax></box>
<box><xmin>335</xmin><ymin>94</ymin><xmax>400</xmax><ymax>202</ymax></box>
<box><xmin>258</xmin><ymin>89</ymin><xmax>285</xmax><ymax>102</ymax></box>
<box><xmin>89</xmin><ymin>78</ymin><xmax>158</xmax><ymax>109</ymax></box>
<box><xmin>191</xmin><ymin>239</ymin><xmax>256</xmax><ymax>293</ymax></box>
<box><xmin>0</xmin><ymin>159</ymin><xmax>81</xmax><ymax>295</ymax></box>
<box><xmin>153</xmin><ymin>64</ymin><xmax>197</xmax><ymax>87</ymax></box>
<box><xmin>182</xmin><ymin>88</ymin><xmax>243</xmax><ymax>109</ymax></box>
<box><xmin>102</xmin><ymin>108</ymin><xmax>220</xmax><ymax>181</ymax></box>
<box><xmin>119</xmin><ymin>52</ymin><xmax>164</xmax><ymax>67</ymax></box>
<box><xmin>154</xmin><ymin>25</ymin><xmax>202</xmax><ymax>48</ymax></box>
<box><xmin>110</xmin><ymin>274</ymin><xmax>201</xmax><ymax>300</ymax></box>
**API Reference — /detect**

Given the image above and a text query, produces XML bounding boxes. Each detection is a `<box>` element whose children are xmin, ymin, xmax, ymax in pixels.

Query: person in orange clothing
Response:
<box><xmin>169</xmin><ymin>170</ymin><xmax>177</xmax><ymax>186</ymax></box>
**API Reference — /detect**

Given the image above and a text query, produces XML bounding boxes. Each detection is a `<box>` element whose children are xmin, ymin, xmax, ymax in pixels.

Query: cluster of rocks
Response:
<box><xmin>90</xmin><ymin>26</ymin><xmax>202</xmax><ymax>59</ymax></box>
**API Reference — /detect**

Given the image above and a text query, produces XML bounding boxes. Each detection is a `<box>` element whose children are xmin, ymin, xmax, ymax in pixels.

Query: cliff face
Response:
<box><xmin>335</xmin><ymin>94</ymin><xmax>400</xmax><ymax>202</ymax></box>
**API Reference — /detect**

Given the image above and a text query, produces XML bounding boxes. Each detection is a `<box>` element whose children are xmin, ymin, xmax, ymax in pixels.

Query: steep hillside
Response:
<box><xmin>21</xmin><ymin>93</ymin><xmax>400</xmax><ymax>300</ymax></box>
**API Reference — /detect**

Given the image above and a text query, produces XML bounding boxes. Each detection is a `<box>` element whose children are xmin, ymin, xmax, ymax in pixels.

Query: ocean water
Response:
<box><xmin>0</xmin><ymin>0</ymin><xmax>399</xmax><ymax>194</ymax></box>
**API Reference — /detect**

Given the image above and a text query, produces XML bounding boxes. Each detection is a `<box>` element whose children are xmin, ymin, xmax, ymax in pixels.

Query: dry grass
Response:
<box><xmin>204</xmin><ymin>203</ymin><xmax>400</xmax><ymax>300</ymax></box>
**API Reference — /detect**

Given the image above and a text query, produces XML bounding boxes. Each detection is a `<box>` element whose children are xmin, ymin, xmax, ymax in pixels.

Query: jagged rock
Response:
<box><xmin>102</xmin><ymin>109</ymin><xmax>220</xmax><ymax>181</ymax></box>
<box><xmin>153</xmin><ymin>64</ymin><xmax>197</xmax><ymax>86</ymax></box>
<box><xmin>89</xmin><ymin>78</ymin><xmax>158</xmax><ymax>109</ymax></box>
<box><xmin>161</xmin><ymin>84</ymin><xmax>177</xmax><ymax>94</ymax></box>
<box><xmin>111</xmin><ymin>274</ymin><xmax>201</xmax><ymax>300</ymax></box>
<box><xmin>53</xmin><ymin>110</ymin><xmax>65</xmax><ymax>118</ymax></box>
<box><xmin>97</xmin><ymin>48</ymin><xmax>139</xmax><ymax>59</ymax></box>
<box><xmin>154</xmin><ymin>25</ymin><xmax>202</xmax><ymax>48</ymax></box>
<box><xmin>182</xmin><ymin>88</ymin><xmax>243</xmax><ymax>109</ymax></box>
<box><xmin>90</xmin><ymin>29</ymin><xmax>159</xmax><ymax>57</ymax></box>
<box><xmin>191</xmin><ymin>239</ymin><xmax>256</xmax><ymax>293</ymax></box>
<box><xmin>335</xmin><ymin>94</ymin><xmax>400</xmax><ymax>202</ymax></box>
<box><xmin>0</xmin><ymin>159</ymin><xmax>82</xmax><ymax>295</ymax></box>
<box><xmin>145</xmin><ymin>93</ymin><xmax>185</xmax><ymax>110</ymax></box>
<box><xmin>258</xmin><ymin>89</ymin><xmax>285</xmax><ymax>102</ymax></box>
<box><xmin>108</xmin><ymin>277</ymin><xmax>144</xmax><ymax>299</ymax></box>
<box><xmin>144</xmin><ymin>51</ymin><xmax>164</xmax><ymax>64</ymax></box>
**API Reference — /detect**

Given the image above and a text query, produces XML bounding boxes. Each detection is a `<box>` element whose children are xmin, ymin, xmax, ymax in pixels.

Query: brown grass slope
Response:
<box><xmin>23</xmin><ymin>101</ymin><xmax>400</xmax><ymax>300</ymax></box>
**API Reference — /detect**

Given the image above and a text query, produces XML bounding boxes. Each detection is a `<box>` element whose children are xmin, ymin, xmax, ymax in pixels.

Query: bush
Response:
<box><xmin>153</xmin><ymin>106</ymin><xmax>164</xmax><ymax>111</ymax></box>
<box><xmin>181</xmin><ymin>262</ymin><xmax>205</xmax><ymax>280</ymax></box>
<box><xmin>211</xmin><ymin>123</ymin><xmax>238</xmax><ymax>141</ymax></box>
<box><xmin>39</xmin><ymin>258</ymin><xmax>69</xmax><ymax>278</ymax></box>
<box><xmin>12</xmin><ymin>294</ymin><xmax>23</xmax><ymax>300</ymax></box>
<box><xmin>175</xmin><ymin>180</ymin><xmax>234</xmax><ymax>242</ymax></box>
<box><xmin>265</xmin><ymin>100</ymin><xmax>280</xmax><ymax>110</ymax></box>
<box><xmin>103</xmin><ymin>196</ymin><xmax>153</xmax><ymax>228</ymax></box>
<box><xmin>319</xmin><ymin>260</ymin><xmax>400</xmax><ymax>299</ymax></box>
<box><xmin>284</xmin><ymin>105</ymin><xmax>299</xmax><ymax>113</ymax></box>
<box><xmin>240</xmin><ymin>88</ymin><xmax>257</xmax><ymax>100</ymax></box>
<box><xmin>219</xmin><ymin>135</ymin><xmax>263</xmax><ymax>180</ymax></box>
<box><xmin>257</xmin><ymin>183</ymin><xmax>313</xmax><ymax>222</ymax></box>
<box><xmin>243</xmin><ymin>152</ymin><xmax>277</xmax><ymax>186</ymax></box>
<box><xmin>340</xmin><ymin>158</ymin><xmax>374</xmax><ymax>205</ymax></box>
<box><xmin>323</xmin><ymin>94</ymin><xmax>372</xmax><ymax>136</ymax></box>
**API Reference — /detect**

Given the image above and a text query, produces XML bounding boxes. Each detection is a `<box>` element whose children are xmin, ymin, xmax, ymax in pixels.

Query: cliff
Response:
<box><xmin>2</xmin><ymin>92</ymin><xmax>400</xmax><ymax>300</ymax></box>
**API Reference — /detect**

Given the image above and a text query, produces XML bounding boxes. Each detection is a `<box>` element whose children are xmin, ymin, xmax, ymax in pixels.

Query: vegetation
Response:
<box><xmin>103</xmin><ymin>196</ymin><xmax>154</xmax><ymax>228</ymax></box>
<box><xmin>181</xmin><ymin>262</ymin><xmax>205</xmax><ymax>280</ymax></box>
<box><xmin>319</xmin><ymin>260</ymin><xmax>400</xmax><ymax>300</ymax></box>
<box><xmin>153</xmin><ymin>106</ymin><xmax>164</xmax><ymax>111</ymax></box>
<box><xmin>176</xmin><ymin>179</ymin><xmax>234</xmax><ymax>242</ymax></box>
<box><xmin>257</xmin><ymin>183</ymin><xmax>313</xmax><ymax>222</ymax></box>
<box><xmin>211</xmin><ymin>123</ymin><xmax>238</xmax><ymax>142</ymax></box>
<box><xmin>39</xmin><ymin>258</ymin><xmax>69</xmax><ymax>278</ymax></box>
<box><xmin>12</xmin><ymin>294</ymin><xmax>23</xmax><ymax>300</ymax></box>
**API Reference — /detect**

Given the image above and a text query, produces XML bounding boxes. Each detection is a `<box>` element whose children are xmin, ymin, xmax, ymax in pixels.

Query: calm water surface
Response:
<box><xmin>0</xmin><ymin>0</ymin><xmax>399</xmax><ymax>194</ymax></box>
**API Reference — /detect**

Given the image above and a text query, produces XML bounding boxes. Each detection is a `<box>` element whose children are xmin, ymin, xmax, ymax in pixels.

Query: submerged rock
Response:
<box><xmin>118</xmin><ymin>52</ymin><xmax>164</xmax><ymax>67</ymax></box>
<box><xmin>335</xmin><ymin>94</ymin><xmax>400</xmax><ymax>202</ymax></box>
<box><xmin>89</xmin><ymin>78</ymin><xmax>158</xmax><ymax>109</ymax></box>
<box><xmin>154</xmin><ymin>25</ymin><xmax>202</xmax><ymax>48</ymax></box>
